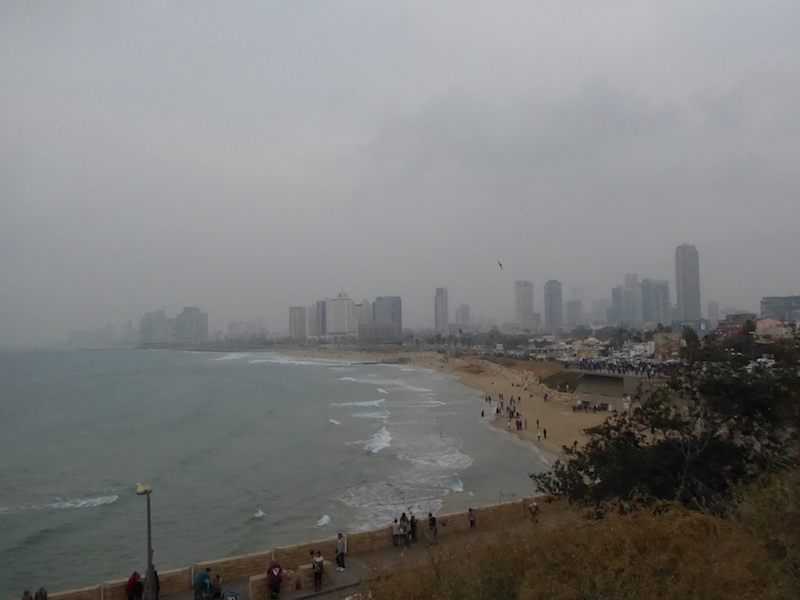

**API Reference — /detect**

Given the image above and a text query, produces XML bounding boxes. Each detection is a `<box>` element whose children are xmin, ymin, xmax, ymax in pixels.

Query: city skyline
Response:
<box><xmin>3</xmin><ymin>3</ymin><xmax>800</xmax><ymax>346</ymax></box>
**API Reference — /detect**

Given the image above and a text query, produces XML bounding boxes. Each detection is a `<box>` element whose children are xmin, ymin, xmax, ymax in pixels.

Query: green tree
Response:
<box><xmin>531</xmin><ymin>363</ymin><xmax>799</xmax><ymax>512</ymax></box>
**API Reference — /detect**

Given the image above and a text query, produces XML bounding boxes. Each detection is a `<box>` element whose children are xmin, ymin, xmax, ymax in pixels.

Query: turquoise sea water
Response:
<box><xmin>0</xmin><ymin>349</ymin><xmax>548</xmax><ymax>596</ymax></box>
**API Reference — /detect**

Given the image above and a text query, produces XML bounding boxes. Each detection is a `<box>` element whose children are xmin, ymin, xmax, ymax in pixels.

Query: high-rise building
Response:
<box><xmin>373</xmin><ymin>296</ymin><xmax>403</xmax><ymax>339</ymax></box>
<box><xmin>175</xmin><ymin>307</ymin><xmax>208</xmax><ymax>344</ymax></box>
<box><xmin>566</xmin><ymin>299</ymin><xmax>583</xmax><ymax>326</ymax></box>
<box><xmin>675</xmin><ymin>244</ymin><xmax>701</xmax><ymax>321</ymax></box>
<box><xmin>515</xmin><ymin>281</ymin><xmax>535</xmax><ymax>324</ymax></box>
<box><xmin>434</xmin><ymin>288</ymin><xmax>449</xmax><ymax>335</ymax></box>
<box><xmin>289</xmin><ymin>306</ymin><xmax>307</xmax><ymax>339</ymax></box>
<box><xmin>623</xmin><ymin>273</ymin><xmax>641</xmax><ymax>325</ymax></box>
<box><xmin>591</xmin><ymin>298</ymin><xmax>611</xmax><ymax>325</ymax></box>
<box><xmin>454</xmin><ymin>304</ymin><xmax>470</xmax><ymax>326</ymax></box>
<box><xmin>761</xmin><ymin>296</ymin><xmax>800</xmax><ymax>322</ymax></box>
<box><xmin>608</xmin><ymin>286</ymin><xmax>624</xmax><ymax>324</ymax></box>
<box><xmin>653</xmin><ymin>280</ymin><xmax>671</xmax><ymax>324</ymax></box>
<box><xmin>307</xmin><ymin>300</ymin><xmax>327</xmax><ymax>337</ymax></box>
<box><xmin>544</xmin><ymin>280</ymin><xmax>563</xmax><ymax>329</ymax></box>
<box><xmin>326</xmin><ymin>292</ymin><xmax>358</xmax><ymax>337</ymax></box>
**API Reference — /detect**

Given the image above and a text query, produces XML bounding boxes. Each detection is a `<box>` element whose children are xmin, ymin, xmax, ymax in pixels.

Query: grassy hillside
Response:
<box><xmin>363</xmin><ymin>470</ymin><xmax>800</xmax><ymax>600</ymax></box>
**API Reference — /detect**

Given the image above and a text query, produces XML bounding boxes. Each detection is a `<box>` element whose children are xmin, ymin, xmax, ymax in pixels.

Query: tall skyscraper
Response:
<box><xmin>289</xmin><ymin>306</ymin><xmax>307</xmax><ymax>339</ymax></box>
<box><xmin>544</xmin><ymin>280</ymin><xmax>563</xmax><ymax>329</ymax></box>
<box><xmin>609</xmin><ymin>286</ymin><xmax>624</xmax><ymax>324</ymax></box>
<box><xmin>454</xmin><ymin>304</ymin><xmax>470</xmax><ymax>326</ymax></box>
<box><xmin>653</xmin><ymin>280</ymin><xmax>671</xmax><ymax>324</ymax></box>
<box><xmin>623</xmin><ymin>273</ymin><xmax>641</xmax><ymax>325</ymax></box>
<box><xmin>434</xmin><ymin>288</ymin><xmax>449</xmax><ymax>335</ymax></box>
<box><xmin>326</xmin><ymin>292</ymin><xmax>358</xmax><ymax>337</ymax></box>
<box><xmin>373</xmin><ymin>296</ymin><xmax>403</xmax><ymax>339</ymax></box>
<box><xmin>675</xmin><ymin>244</ymin><xmax>701</xmax><ymax>322</ymax></box>
<box><xmin>515</xmin><ymin>281</ymin><xmax>535</xmax><ymax>324</ymax></box>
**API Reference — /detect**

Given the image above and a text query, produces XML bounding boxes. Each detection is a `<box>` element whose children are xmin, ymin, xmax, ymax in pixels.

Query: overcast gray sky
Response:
<box><xmin>2</xmin><ymin>1</ymin><xmax>799</xmax><ymax>346</ymax></box>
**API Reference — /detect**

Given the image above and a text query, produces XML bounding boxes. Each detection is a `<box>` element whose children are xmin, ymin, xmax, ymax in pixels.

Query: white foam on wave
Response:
<box><xmin>361</xmin><ymin>426</ymin><xmax>392</xmax><ymax>454</ymax></box>
<box><xmin>47</xmin><ymin>495</ymin><xmax>119</xmax><ymax>509</ymax></box>
<box><xmin>249</xmin><ymin>356</ymin><xmax>354</xmax><ymax>367</ymax></box>
<box><xmin>377</xmin><ymin>388</ymin><xmax>388</xmax><ymax>394</ymax></box>
<box><xmin>253</xmin><ymin>509</ymin><xmax>265</xmax><ymax>518</ymax></box>
<box><xmin>337</xmin><ymin>376</ymin><xmax>432</xmax><ymax>393</ymax></box>
<box><xmin>353</xmin><ymin>410</ymin><xmax>389</xmax><ymax>420</ymax></box>
<box><xmin>212</xmin><ymin>353</ymin><xmax>252</xmax><ymax>361</ymax></box>
<box><xmin>332</xmin><ymin>399</ymin><xmax>385</xmax><ymax>407</ymax></box>
<box><xmin>316</xmin><ymin>514</ymin><xmax>331</xmax><ymax>527</ymax></box>
<box><xmin>329</xmin><ymin>419</ymin><xmax>341</xmax><ymax>425</ymax></box>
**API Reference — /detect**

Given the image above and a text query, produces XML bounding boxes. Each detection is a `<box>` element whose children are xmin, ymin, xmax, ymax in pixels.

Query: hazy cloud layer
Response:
<box><xmin>2</xmin><ymin>2</ymin><xmax>799</xmax><ymax>345</ymax></box>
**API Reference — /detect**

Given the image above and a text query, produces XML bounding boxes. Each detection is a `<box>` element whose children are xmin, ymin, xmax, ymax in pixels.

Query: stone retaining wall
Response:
<box><xmin>35</xmin><ymin>498</ymin><xmax>537</xmax><ymax>600</ymax></box>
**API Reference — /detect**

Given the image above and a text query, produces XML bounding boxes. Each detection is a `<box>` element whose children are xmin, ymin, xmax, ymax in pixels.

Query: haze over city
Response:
<box><xmin>2</xmin><ymin>2</ymin><xmax>799</xmax><ymax>347</ymax></box>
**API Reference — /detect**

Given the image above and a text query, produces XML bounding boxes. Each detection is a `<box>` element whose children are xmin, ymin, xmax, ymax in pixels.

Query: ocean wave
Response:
<box><xmin>46</xmin><ymin>495</ymin><xmax>119</xmax><ymax>509</ymax></box>
<box><xmin>316</xmin><ymin>514</ymin><xmax>330</xmax><ymax>526</ymax></box>
<box><xmin>212</xmin><ymin>353</ymin><xmax>252</xmax><ymax>361</ymax></box>
<box><xmin>377</xmin><ymin>388</ymin><xmax>388</xmax><ymax>394</ymax></box>
<box><xmin>361</xmin><ymin>427</ymin><xmax>392</xmax><ymax>454</ymax></box>
<box><xmin>253</xmin><ymin>509</ymin><xmax>265</xmax><ymax>518</ymax></box>
<box><xmin>332</xmin><ymin>399</ymin><xmax>385</xmax><ymax>407</ymax></box>
<box><xmin>337</xmin><ymin>376</ymin><xmax>432</xmax><ymax>393</ymax></box>
<box><xmin>249</xmin><ymin>354</ymin><xmax>356</xmax><ymax>367</ymax></box>
<box><xmin>329</xmin><ymin>419</ymin><xmax>341</xmax><ymax>425</ymax></box>
<box><xmin>353</xmin><ymin>410</ymin><xmax>389</xmax><ymax>420</ymax></box>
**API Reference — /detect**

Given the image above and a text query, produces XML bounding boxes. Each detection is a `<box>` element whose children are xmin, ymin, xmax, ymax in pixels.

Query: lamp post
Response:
<box><xmin>136</xmin><ymin>484</ymin><xmax>157</xmax><ymax>600</ymax></box>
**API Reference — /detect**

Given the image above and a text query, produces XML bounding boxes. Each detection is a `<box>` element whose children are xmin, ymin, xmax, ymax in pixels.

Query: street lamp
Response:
<box><xmin>135</xmin><ymin>484</ymin><xmax>157</xmax><ymax>600</ymax></box>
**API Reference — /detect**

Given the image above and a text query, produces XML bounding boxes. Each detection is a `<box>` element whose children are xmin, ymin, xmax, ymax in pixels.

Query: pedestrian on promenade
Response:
<box><xmin>192</xmin><ymin>568</ymin><xmax>211</xmax><ymax>600</ymax></box>
<box><xmin>312</xmin><ymin>550</ymin><xmax>324</xmax><ymax>592</ymax></box>
<box><xmin>266</xmin><ymin>560</ymin><xmax>283</xmax><ymax>599</ymax></box>
<box><xmin>126</xmin><ymin>573</ymin><xmax>144</xmax><ymax>600</ymax></box>
<box><xmin>336</xmin><ymin>533</ymin><xmax>347</xmax><ymax>571</ymax></box>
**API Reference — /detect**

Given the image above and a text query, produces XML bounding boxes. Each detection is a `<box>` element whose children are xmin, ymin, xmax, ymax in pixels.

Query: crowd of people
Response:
<box><xmin>563</xmin><ymin>357</ymin><xmax>682</xmax><ymax>378</ymax></box>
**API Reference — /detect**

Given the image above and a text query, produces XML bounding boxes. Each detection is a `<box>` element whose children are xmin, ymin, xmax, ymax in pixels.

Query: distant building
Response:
<box><xmin>623</xmin><ymin>273</ymin><xmax>641</xmax><ymax>325</ymax></box>
<box><xmin>544</xmin><ymin>280</ymin><xmax>563</xmax><ymax>329</ymax></box>
<box><xmin>326</xmin><ymin>293</ymin><xmax>358</xmax><ymax>338</ymax></box>
<box><xmin>454</xmin><ymin>303</ymin><xmax>470</xmax><ymax>327</ymax></box>
<box><xmin>175</xmin><ymin>307</ymin><xmax>208</xmax><ymax>344</ymax></box>
<box><xmin>515</xmin><ymin>281</ymin><xmax>535</xmax><ymax>324</ymax></box>
<box><xmin>675</xmin><ymin>244</ymin><xmax>701</xmax><ymax>321</ymax></box>
<box><xmin>289</xmin><ymin>306</ymin><xmax>307</xmax><ymax>339</ymax></box>
<box><xmin>761</xmin><ymin>295</ymin><xmax>800</xmax><ymax>322</ymax></box>
<box><xmin>708</xmin><ymin>301</ymin><xmax>720</xmax><ymax>321</ymax></box>
<box><xmin>434</xmin><ymin>288</ymin><xmax>449</xmax><ymax>335</ymax></box>
<box><xmin>372</xmin><ymin>296</ymin><xmax>402</xmax><ymax>340</ymax></box>
<box><xmin>653</xmin><ymin>280</ymin><xmax>671</xmax><ymax>324</ymax></box>
<box><xmin>608</xmin><ymin>285</ymin><xmax>624</xmax><ymax>325</ymax></box>
<box><xmin>590</xmin><ymin>298</ymin><xmax>611</xmax><ymax>325</ymax></box>
<box><xmin>566</xmin><ymin>299</ymin><xmax>583</xmax><ymax>326</ymax></box>
<box><xmin>307</xmin><ymin>300</ymin><xmax>327</xmax><ymax>337</ymax></box>
<box><xmin>139</xmin><ymin>310</ymin><xmax>171</xmax><ymax>345</ymax></box>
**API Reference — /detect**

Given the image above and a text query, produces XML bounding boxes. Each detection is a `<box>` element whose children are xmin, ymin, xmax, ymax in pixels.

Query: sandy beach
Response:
<box><xmin>284</xmin><ymin>347</ymin><xmax>611</xmax><ymax>463</ymax></box>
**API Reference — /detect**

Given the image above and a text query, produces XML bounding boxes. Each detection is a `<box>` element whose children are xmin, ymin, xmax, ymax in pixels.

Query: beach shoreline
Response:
<box><xmin>277</xmin><ymin>346</ymin><xmax>610</xmax><ymax>463</ymax></box>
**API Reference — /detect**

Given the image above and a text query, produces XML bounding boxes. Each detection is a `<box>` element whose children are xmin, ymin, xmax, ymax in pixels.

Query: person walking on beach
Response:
<box><xmin>335</xmin><ymin>533</ymin><xmax>347</xmax><ymax>571</ymax></box>
<box><xmin>34</xmin><ymin>588</ymin><xmax>47</xmax><ymax>600</ymax></box>
<box><xmin>266</xmin><ymin>560</ymin><xmax>283</xmax><ymax>599</ymax></box>
<box><xmin>391</xmin><ymin>518</ymin><xmax>400</xmax><ymax>547</ymax></box>
<box><xmin>21</xmin><ymin>591</ymin><xmax>34</xmax><ymax>600</ymax></box>
<box><xmin>428</xmin><ymin>512</ymin><xmax>438</xmax><ymax>545</ymax></box>
<box><xmin>468</xmin><ymin>508</ymin><xmax>476</xmax><ymax>529</ymax></box>
<box><xmin>312</xmin><ymin>550</ymin><xmax>324</xmax><ymax>592</ymax></box>
<box><xmin>409</xmin><ymin>515</ymin><xmax>417</xmax><ymax>542</ymax></box>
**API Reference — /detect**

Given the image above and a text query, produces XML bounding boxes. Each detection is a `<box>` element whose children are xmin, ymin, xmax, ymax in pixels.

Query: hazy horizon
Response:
<box><xmin>3</xmin><ymin>2</ymin><xmax>799</xmax><ymax>346</ymax></box>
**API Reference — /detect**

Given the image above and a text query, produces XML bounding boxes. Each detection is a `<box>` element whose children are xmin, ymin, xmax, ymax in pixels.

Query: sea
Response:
<box><xmin>0</xmin><ymin>349</ymin><xmax>550</xmax><ymax>596</ymax></box>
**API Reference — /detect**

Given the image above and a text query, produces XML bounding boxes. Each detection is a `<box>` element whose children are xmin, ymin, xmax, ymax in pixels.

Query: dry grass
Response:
<box><xmin>363</xmin><ymin>473</ymin><xmax>800</xmax><ymax>600</ymax></box>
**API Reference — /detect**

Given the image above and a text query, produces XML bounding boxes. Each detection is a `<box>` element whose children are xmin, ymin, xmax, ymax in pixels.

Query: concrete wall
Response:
<box><xmin>39</xmin><ymin>499</ymin><xmax>535</xmax><ymax>600</ymax></box>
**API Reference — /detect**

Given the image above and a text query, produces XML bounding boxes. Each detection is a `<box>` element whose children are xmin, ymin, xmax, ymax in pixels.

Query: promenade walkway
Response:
<box><xmin>162</xmin><ymin>509</ymin><xmax>555</xmax><ymax>600</ymax></box>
